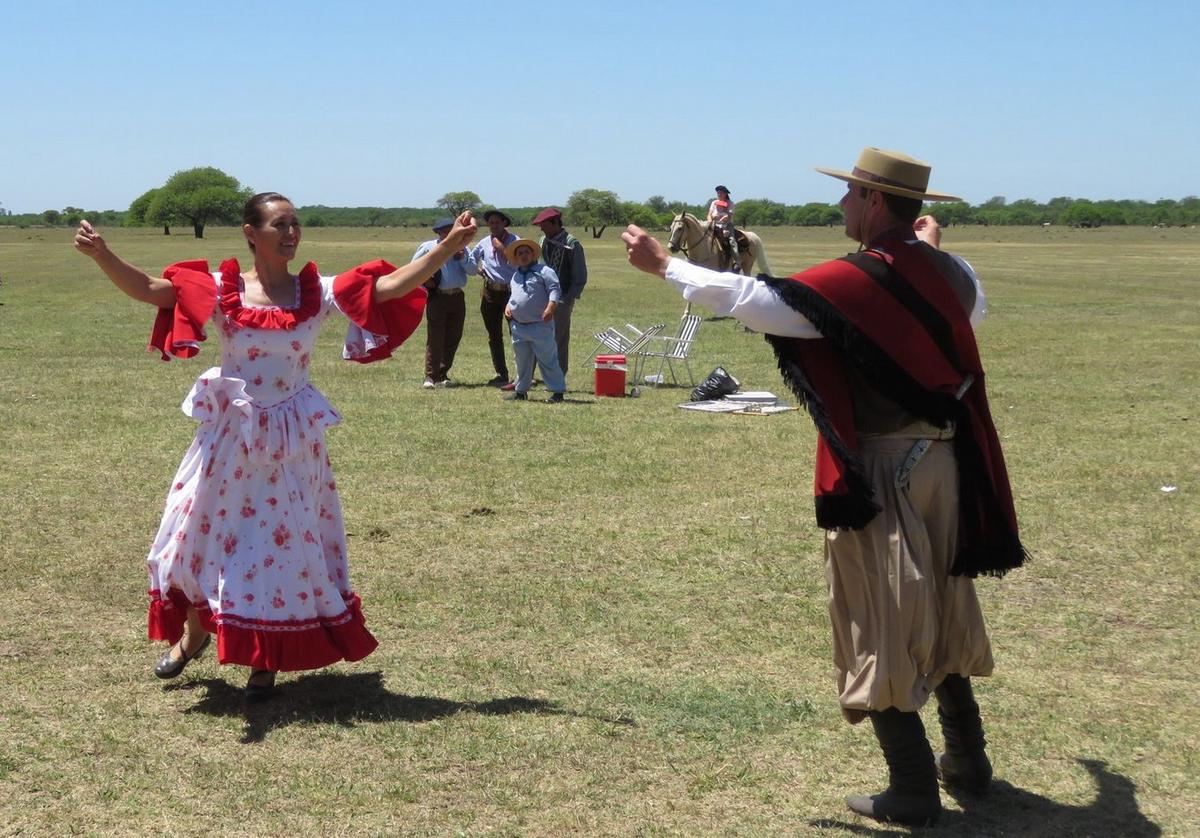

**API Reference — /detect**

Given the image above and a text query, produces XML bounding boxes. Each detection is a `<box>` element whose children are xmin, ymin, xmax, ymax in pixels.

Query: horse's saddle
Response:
<box><xmin>717</xmin><ymin>228</ymin><xmax>750</xmax><ymax>253</ymax></box>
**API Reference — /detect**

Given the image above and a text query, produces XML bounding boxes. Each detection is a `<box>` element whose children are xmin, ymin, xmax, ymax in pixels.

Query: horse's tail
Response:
<box><xmin>748</xmin><ymin>232</ymin><xmax>773</xmax><ymax>276</ymax></box>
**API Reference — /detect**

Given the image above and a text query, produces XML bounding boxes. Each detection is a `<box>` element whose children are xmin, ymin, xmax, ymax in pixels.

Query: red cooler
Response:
<box><xmin>594</xmin><ymin>354</ymin><xmax>627</xmax><ymax>397</ymax></box>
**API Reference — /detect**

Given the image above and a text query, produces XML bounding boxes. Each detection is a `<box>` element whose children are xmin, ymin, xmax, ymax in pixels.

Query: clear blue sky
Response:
<box><xmin>2</xmin><ymin>0</ymin><xmax>1197</xmax><ymax>213</ymax></box>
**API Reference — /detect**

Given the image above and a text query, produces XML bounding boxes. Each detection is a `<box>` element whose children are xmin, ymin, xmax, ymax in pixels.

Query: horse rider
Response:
<box><xmin>706</xmin><ymin>185</ymin><xmax>740</xmax><ymax>273</ymax></box>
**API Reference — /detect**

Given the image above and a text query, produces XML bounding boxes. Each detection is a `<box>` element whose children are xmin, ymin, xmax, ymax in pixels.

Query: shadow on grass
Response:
<box><xmin>810</xmin><ymin>759</ymin><xmax>1160</xmax><ymax>836</ymax></box>
<box><xmin>167</xmin><ymin>670</ymin><xmax>634</xmax><ymax>744</ymax></box>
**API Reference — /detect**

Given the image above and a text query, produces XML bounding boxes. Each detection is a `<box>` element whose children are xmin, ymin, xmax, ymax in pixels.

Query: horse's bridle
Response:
<box><xmin>667</xmin><ymin>213</ymin><xmax>698</xmax><ymax>255</ymax></box>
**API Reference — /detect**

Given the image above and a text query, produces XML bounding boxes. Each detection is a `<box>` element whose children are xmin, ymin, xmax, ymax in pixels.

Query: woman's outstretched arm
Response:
<box><xmin>375</xmin><ymin>211</ymin><xmax>478</xmax><ymax>302</ymax></box>
<box><xmin>74</xmin><ymin>220</ymin><xmax>177</xmax><ymax>308</ymax></box>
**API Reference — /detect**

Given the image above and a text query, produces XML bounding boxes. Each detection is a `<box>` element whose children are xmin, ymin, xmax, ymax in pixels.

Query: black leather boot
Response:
<box><xmin>845</xmin><ymin>708</ymin><xmax>942</xmax><ymax>826</ymax></box>
<box><xmin>935</xmin><ymin>674</ymin><xmax>993</xmax><ymax>794</ymax></box>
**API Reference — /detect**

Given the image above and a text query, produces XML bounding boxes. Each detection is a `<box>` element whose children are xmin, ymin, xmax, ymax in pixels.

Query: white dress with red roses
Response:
<box><xmin>144</xmin><ymin>258</ymin><xmax>424</xmax><ymax>672</ymax></box>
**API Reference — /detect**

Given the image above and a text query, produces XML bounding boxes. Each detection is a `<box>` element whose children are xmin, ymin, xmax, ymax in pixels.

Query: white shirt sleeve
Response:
<box><xmin>949</xmin><ymin>254</ymin><xmax>988</xmax><ymax>326</ymax></box>
<box><xmin>663</xmin><ymin>258</ymin><xmax>820</xmax><ymax>339</ymax></box>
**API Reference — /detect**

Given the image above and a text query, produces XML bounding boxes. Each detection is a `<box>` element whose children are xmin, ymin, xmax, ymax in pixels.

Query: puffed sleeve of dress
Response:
<box><xmin>332</xmin><ymin>259</ymin><xmax>428</xmax><ymax>363</ymax></box>
<box><xmin>149</xmin><ymin>260</ymin><xmax>219</xmax><ymax>360</ymax></box>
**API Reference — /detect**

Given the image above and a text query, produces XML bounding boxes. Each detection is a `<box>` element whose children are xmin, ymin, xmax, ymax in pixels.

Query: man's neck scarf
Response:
<box><xmin>761</xmin><ymin>235</ymin><xmax>1026</xmax><ymax>577</ymax></box>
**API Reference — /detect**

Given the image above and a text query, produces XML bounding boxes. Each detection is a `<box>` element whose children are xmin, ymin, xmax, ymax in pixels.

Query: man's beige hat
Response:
<box><xmin>504</xmin><ymin>238</ymin><xmax>542</xmax><ymax>263</ymax></box>
<box><xmin>815</xmin><ymin>147</ymin><xmax>962</xmax><ymax>202</ymax></box>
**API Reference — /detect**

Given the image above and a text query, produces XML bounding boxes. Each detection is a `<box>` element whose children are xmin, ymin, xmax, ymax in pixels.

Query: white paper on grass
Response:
<box><xmin>677</xmin><ymin>400</ymin><xmax>795</xmax><ymax>415</ymax></box>
<box><xmin>678</xmin><ymin>400</ymin><xmax>747</xmax><ymax>412</ymax></box>
<box><xmin>725</xmin><ymin>391</ymin><xmax>778</xmax><ymax>403</ymax></box>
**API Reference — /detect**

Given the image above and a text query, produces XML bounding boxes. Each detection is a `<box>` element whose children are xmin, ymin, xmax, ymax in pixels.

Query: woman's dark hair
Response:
<box><xmin>243</xmin><ymin>192</ymin><xmax>292</xmax><ymax>252</ymax></box>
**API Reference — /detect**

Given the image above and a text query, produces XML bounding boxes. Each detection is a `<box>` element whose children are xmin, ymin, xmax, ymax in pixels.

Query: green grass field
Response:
<box><xmin>0</xmin><ymin>223</ymin><xmax>1196</xmax><ymax>836</ymax></box>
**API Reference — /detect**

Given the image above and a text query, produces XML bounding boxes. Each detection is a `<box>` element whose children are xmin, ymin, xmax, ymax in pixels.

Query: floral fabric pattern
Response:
<box><xmin>147</xmin><ymin>262</ymin><xmax>378</xmax><ymax>671</ymax></box>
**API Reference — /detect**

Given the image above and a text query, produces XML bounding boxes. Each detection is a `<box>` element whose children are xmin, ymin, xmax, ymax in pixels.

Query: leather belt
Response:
<box><xmin>894</xmin><ymin>375</ymin><xmax>974</xmax><ymax>491</ymax></box>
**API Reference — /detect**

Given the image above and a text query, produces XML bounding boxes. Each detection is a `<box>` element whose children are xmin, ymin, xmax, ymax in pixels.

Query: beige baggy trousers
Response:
<box><xmin>825</xmin><ymin>436</ymin><xmax>993</xmax><ymax>720</ymax></box>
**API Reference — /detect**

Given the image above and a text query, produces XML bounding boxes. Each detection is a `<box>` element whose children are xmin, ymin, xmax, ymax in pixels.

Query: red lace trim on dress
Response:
<box><xmin>218</xmin><ymin>258</ymin><xmax>322</xmax><ymax>330</ymax></box>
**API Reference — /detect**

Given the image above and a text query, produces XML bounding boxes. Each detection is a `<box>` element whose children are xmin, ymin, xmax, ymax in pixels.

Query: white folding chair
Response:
<box><xmin>586</xmin><ymin>323</ymin><xmax>665</xmax><ymax>368</ymax></box>
<box><xmin>638</xmin><ymin>309</ymin><xmax>702</xmax><ymax>388</ymax></box>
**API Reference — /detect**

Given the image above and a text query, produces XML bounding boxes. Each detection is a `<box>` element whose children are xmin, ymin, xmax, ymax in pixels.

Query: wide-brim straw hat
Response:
<box><xmin>815</xmin><ymin>147</ymin><xmax>962</xmax><ymax>202</ymax></box>
<box><xmin>504</xmin><ymin>238</ymin><xmax>541</xmax><ymax>263</ymax></box>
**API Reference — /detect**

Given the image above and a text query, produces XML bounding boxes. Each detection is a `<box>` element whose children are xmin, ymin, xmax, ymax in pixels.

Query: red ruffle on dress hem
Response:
<box><xmin>334</xmin><ymin>259</ymin><xmax>427</xmax><ymax>363</ymax></box>
<box><xmin>148</xmin><ymin>588</ymin><xmax>377</xmax><ymax>672</ymax></box>
<box><xmin>150</xmin><ymin>260</ymin><xmax>218</xmax><ymax>360</ymax></box>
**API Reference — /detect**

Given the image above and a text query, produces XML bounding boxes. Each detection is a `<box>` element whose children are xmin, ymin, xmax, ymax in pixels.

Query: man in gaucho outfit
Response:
<box><xmin>621</xmin><ymin>148</ymin><xmax>1027</xmax><ymax>827</ymax></box>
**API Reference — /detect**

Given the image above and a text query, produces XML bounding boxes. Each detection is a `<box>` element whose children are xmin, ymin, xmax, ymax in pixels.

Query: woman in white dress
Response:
<box><xmin>74</xmin><ymin>193</ymin><xmax>476</xmax><ymax>700</ymax></box>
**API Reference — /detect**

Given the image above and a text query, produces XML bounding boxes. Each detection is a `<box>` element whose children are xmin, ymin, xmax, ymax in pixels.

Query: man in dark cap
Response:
<box><xmin>470</xmin><ymin>209</ymin><xmax>519</xmax><ymax>386</ymax></box>
<box><xmin>413</xmin><ymin>217</ymin><xmax>477</xmax><ymax>388</ymax></box>
<box><xmin>533</xmin><ymin>207</ymin><xmax>587</xmax><ymax>375</ymax></box>
<box><xmin>623</xmin><ymin>148</ymin><xmax>1026</xmax><ymax>827</ymax></box>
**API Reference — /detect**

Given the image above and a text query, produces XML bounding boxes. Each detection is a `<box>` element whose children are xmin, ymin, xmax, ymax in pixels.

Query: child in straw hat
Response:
<box><xmin>502</xmin><ymin>239</ymin><xmax>566</xmax><ymax>402</ymax></box>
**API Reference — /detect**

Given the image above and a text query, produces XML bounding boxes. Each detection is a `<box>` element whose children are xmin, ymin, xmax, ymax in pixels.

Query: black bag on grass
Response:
<box><xmin>691</xmin><ymin>367</ymin><xmax>740</xmax><ymax>401</ymax></box>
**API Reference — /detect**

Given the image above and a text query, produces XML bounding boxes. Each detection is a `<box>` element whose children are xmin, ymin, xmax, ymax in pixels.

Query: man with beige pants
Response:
<box><xmin>622</xmin><ymin>148</ymin><xmax>1026</xmax><ymax>827</ymax></box>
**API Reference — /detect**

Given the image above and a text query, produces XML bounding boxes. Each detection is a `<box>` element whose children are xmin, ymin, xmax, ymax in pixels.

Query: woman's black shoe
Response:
<box><xmin>245</xmin><ymin>669</ymin><xmax>277</xmax><ymax>703</ymax></box>
<box><xmin>153</xmin><ymin>633</ymin><xmax>211</xmax><ymax>679</ymax></box>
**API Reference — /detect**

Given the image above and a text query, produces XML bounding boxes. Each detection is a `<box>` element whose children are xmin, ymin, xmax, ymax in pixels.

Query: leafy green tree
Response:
<box><xmin>1180</xmin><ymin>196</ymin><xmax>1200</xmax><ymax>224</ymax></box>
<box><xmin>932</xmin><ymin>201</ymin><xmax>975</xmax><ymax>226</ymax></box>
<box><xmin>566</xmin><ymin>189</ymin><xmax>623</xmax><ymax>238</ymax></box>
<box><xmin>139</xmin><ymin>167</ymin><xmax>249</xmax><ymax>239</ymax></box>
<box><xmin>126</xmin><ymin>187</ymin><xmax>170</xmax><ymax>233</ymax></box>
<box><xmin>42</xmin><ymin>209</ymin><xmax>62</xmax><ymax>225</ymax></box>
<box><xmin>436</xmin><ymin>191</ymin><xmax>482</xmax><ymax>216</ymax></box>
<box><xmin>622</xmin><ymin>201</ymin><xmax>659</xmax><ymax>229</ymax></box>
<box><xmin>1060</xmin><ymin>200</ymin><xmax>1103</xmax><ymax>228</ymax></box>
<box><xmin>1004</xmin><ymin>199</ymin><xmax>1044</xmax><ymax>226</ymax></box>
<box><xmin>645</xmin><ymin>195</ymin><xmax>668</xmax><ymax>213</ymax></box>
<box><xmin>789</xmin><ymin>202</ymin><xmax>842</xmax><ymax>227</ymax></box>
<box><xmin>736</xmin><ymin>198</ymin><xmax>787</xmax><ymax>226</ymax></box>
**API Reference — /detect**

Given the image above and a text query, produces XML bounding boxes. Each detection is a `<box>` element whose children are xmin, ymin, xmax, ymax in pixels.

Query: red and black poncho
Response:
<box><xmin>761</xmin><ymin>235</ymin><xmax>1027</xmax><ymax>578</ymax></box>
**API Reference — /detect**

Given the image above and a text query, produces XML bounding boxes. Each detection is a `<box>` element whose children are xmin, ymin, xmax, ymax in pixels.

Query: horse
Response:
<box><xmin>667</xmin><ymin>212</ymin><xmax>773</xmax><ymax>276</ymax></box>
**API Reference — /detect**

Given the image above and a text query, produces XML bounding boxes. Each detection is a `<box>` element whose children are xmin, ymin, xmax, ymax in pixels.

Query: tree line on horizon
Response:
<box><xmin>5</xmin><ymin>167</ymin><xmax>1199</xmax><ymax>235</ymax></box>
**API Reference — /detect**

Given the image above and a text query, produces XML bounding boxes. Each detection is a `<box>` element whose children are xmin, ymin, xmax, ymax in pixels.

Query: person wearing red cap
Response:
<box><xmin>533</xmin><ymin>207</ymin><xmax>587</xmax><ymax>375</ymax></box>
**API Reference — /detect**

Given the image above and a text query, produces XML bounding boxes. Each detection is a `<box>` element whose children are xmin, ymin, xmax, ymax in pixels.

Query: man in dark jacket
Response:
<box><xmin>533</xmin><ymin>207</ymin><xmax>587</xmax><ymax>375</ymax></box>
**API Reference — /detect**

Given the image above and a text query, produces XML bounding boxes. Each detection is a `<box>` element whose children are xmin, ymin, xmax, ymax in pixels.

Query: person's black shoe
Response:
<box><xmin>504</xmin><ymin>391</ymin><xmax>528</xmax><ymax>401</ymax></box>
<box><xmin>154</xmin><ymin>633</ymin><xmax>211</xmax><ymax>679</ymax></box>
<box><xmin>486</xmin><ymin>375</ymin><xmax>508</xmax><ymax>387</ymax></box>
<box><xmin>245</xmin><ymin>669</ymin><xmax>277</xmax><ymax>703</ymax></box>
<box><xmin>545</xmin><ymin>392</ymin><xmax>564</xmax><ymax>403</ymax></box>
